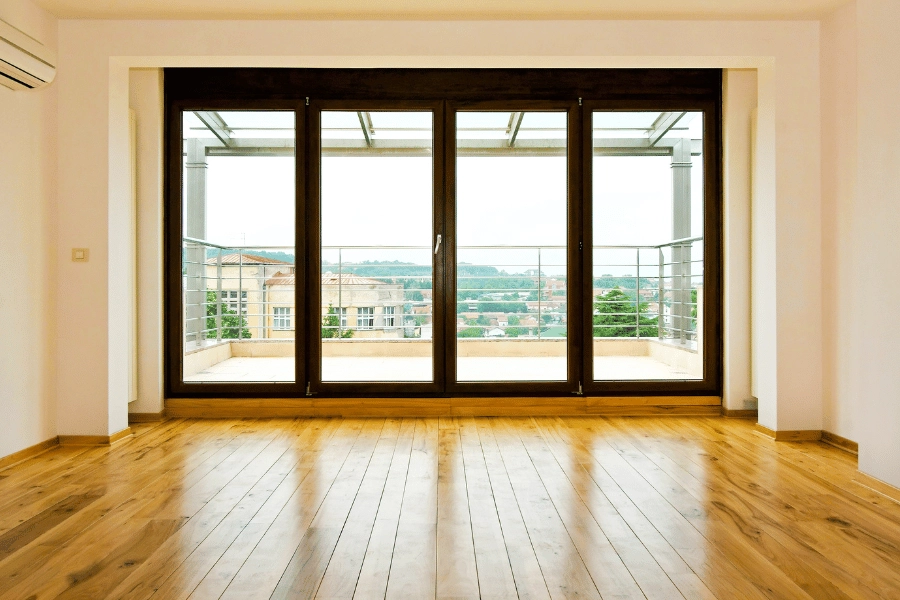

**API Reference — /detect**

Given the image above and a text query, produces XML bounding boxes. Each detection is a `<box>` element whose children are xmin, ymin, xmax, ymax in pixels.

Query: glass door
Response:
<box><xmin>180</xmin><ymin>110</ymin><xmax>297</xmax><ymax>385</ymax></box>
<box><xmin>589</xmin><ymin>110</ymin><xmax>706</xmax><ymax>384</ymax></box>
<box><xmin>451</xmin><ymin>108</ymin><xmax>574</xmax><ymax>391</ymax></box>
<box><xmin>312</xmin><ymin>105</ymin><xmax>441</xmax><ymax>393</ymax></box>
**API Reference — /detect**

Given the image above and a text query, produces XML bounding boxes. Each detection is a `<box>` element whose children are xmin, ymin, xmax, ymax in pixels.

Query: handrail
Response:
<box><xmin>181</xmin><ymin>236</ymin><xmax>703</xmax><ymax>346</ymax></box>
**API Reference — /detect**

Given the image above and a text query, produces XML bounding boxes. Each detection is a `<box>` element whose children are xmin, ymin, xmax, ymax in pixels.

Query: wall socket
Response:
<box><xmin>72</xmin><ymin>248</ymin><xmax>89</xmax><ymax>262</ymax></box>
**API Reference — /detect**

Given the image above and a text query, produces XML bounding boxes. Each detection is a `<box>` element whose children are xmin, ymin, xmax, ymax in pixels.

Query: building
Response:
<box><xmin>319</xmin><ymin>272</ymin><xmax>407</xmax><ymax>339</ymax></box>
<box><xmin>202</xmin><ymin>252</ymin><xmax>295</xmax><ymax>340</ymax></box>
<box><xmin>199</xmin><ymin>257</ymin><xmax>410</xmax><ymax>339</ymax></box>
<box><xmin>3</xmin><ymin>0</ymin><xmax>900</xmax><ymax>596</ymax></box>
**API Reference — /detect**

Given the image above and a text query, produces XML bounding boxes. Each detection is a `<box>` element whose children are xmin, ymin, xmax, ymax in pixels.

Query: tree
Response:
<box><xmin>502</xmin><ymin>315</ymin><xmax>522</xmax><ymax>337</ymax></box>
<box><xmin>457</xmin><ymin>327</ymin><xmax>483</xmax><ymax>338</ymax></box>
<box><xmin>205</xmin><ymin>291</ymin><xmax>251</xmax><ymax>339</ymax></box>
<box><xmin>593</xmin><ymin>287</ymin><xmax>657</xmax><ymax>338</ymax></box>
<box><xmin>321</xmin><ymin>304</ymin><xmax>353</xmax><ymax>339</ymax></box>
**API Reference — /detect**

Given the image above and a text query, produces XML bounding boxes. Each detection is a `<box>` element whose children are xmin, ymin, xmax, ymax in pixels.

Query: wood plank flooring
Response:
<box><xmin>0</xmin><ymin>417</ymin><xmax>899</xmax><ymax>599</ymax></box>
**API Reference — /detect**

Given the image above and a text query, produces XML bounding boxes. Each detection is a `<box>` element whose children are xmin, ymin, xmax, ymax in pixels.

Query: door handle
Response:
<box><xmin>434</xmin><ymin>234</ymin><xmax>442</xmax><ymax>255</ymax></box>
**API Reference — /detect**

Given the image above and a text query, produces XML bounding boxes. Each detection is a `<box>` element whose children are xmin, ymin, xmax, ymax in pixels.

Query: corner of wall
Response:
<box><xmin>819</xmin><ymin>1</ymin><xmax>859</xmax><ymax>442</ymax></box>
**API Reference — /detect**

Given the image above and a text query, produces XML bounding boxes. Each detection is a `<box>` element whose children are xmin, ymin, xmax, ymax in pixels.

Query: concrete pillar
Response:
<box><xmin>184</xmin><ymin>138</ymin><xmax>207</xmax><ymax>345</ymax></box>
<box><xmin>671</xmin><ymin>137</ymin><xmax>692</xmax><ymax>343</ymax></box>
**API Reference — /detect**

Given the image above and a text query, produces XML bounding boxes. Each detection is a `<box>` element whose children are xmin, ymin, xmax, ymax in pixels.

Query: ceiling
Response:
<box><xmin>35</xmin><ymin>0</ymin><xmax>850</xmax><ymax>21</ymax></box>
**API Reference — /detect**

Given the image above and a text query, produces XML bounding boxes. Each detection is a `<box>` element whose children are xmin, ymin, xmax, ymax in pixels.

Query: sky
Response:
<box><xmin>197</xmin><ymin>110</ymin><xmax>704</xmax><ymax>277</ymax></box>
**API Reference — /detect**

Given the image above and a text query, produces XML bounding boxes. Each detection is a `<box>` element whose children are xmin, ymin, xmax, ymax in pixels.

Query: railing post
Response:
<box><xmin>537</xmin><ymin>247</ymin><xmax>542</xmax><ymax>340</ymax></box>
<box><xmin>635</xmin><ymin>248</ymin><xmax>640</xmax><ymax>338</ymax></box>
<box><xmin>216</xmin><ymin>249</ymin><xmax>223</xmax><ymax>342</ymax></box>
<box><xmin>658</xmin><ymin>248</ymin><xmax>664</xmax><ymax>339</ymax></box>
<box><xmin>338</xmin><ymin>248</ymin><xmax>343</xmax><ymax>337</ymax></box>
<box><xmin>238</xmin><ymin>250</ymin><xmax>244</xmax><ymax>339</ymax></box>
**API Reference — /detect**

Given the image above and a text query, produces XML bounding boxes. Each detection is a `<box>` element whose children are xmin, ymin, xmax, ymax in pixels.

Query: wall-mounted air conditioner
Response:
<box><xmin>0</xmin><ymin>18</ymin><xmax>56</xmax><ymax>90</ymax></box>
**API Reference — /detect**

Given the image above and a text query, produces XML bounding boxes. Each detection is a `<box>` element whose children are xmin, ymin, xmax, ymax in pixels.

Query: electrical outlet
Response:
<box><xmin>72</xmin><ymin>248</ymin><xmax>89</xmax><ymax>262</ymax></box>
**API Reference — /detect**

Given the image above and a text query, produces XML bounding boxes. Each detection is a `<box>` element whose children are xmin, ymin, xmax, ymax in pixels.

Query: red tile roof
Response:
<box><xmin>265</xmin><ymin>272</ymin><xmax>397</xmax><ymax>286</ymax></box>
<box><xmin>321</xmin><ymin>273</ymin><xmax>393</xmax><ymax>286</ymax></box>
<box><xmin>206</xmin><ymin>253</ymin><xmax>292</xmax><ymax>265</ymax></box>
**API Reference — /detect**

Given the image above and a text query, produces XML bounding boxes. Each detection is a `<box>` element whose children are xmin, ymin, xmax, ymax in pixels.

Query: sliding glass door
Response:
<box><xmin>317</xmin><ymin>109</ymin><xmax>436</xmax><ymax>385</ymax></box>
<box><xmin>165</xmin><ymin>68</ymin><xmax>722</xmax><ymax>399</ymax></box>
<box><xmin>179</xmin><ymin>109</ymin><xmax>297</xmax><ymax>385</ymax></box>
<box><xmin>454</xmin><ymin>110</ymin><xmax>570</xmax><ymax>384</ymax></box>
<box><xmin>584</xmin><ymin>107</ymin><xmax>717</xmax><ymax>394</ymax></box>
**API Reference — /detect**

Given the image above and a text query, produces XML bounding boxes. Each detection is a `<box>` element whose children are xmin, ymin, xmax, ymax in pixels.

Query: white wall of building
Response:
<box><xmin>0</xmin><ymin>0</ymin><xmax>58</xmax><ymax>457</ymax></box>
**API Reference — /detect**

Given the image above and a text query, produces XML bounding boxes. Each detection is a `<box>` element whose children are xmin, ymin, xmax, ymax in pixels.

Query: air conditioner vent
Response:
<box><xmin>0</xmin><ymin>19</ymin><xmax>56</xmax><ymax>91</ymax></box>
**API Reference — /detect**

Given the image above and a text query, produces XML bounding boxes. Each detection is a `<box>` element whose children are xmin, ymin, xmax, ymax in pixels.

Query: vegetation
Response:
<box><xmin>205</xmin><ymin>291</ymin><xmax>251</xmax><ymax>339</ymax></box>
<box><xmin>457</xmin><ymin>327</ymin><xmax>483</xmax><ymax>338</ymax></box>
<box><xmin>321</xmin><ymin>304</ymin><xmax>353</xmax><ymax>339</ymax></box>
<box><xmin>592</xmin><ymin>287</ymin><xmax>658</xmax><ymax>338</ymax></box>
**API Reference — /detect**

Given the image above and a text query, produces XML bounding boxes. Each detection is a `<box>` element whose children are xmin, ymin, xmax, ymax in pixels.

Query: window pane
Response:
<box><xmin>320</xmin><ymin>111</ymin><xmax>434</xmax><ymax>382</ymax></box>
<box><xmin>456</xmin><ymin>111</ymin><xmax>568</xmax><ymax>382</ymax></box>
<box><xmin>181</xmin><ymin>110</ymin><xmax>296</xmax><ymax>383</ymax></box>
<box><xmin>592</xmin><ymin>111</ymin><xmax>704</xmax><ymax>380</ymax></box>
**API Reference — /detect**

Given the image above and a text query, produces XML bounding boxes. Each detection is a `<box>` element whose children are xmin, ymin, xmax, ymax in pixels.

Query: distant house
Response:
<box><xmin>204</xmin><ymin>253</ymin><xmax>295</xmax><ymax>340</ymax></box>
<box><xmin>320</xmin><ymin>273</ymin><xmax>406</xmax><ymax>339</ymax></box>
<box><xmin>202</xmin><ymin>257</ymin><xmax>411</xmax><ymax>339</ymax></box>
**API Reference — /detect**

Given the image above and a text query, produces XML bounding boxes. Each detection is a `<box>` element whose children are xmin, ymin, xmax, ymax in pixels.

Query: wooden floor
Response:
<box><xmin>1</xmin><ymin>417</ymin><xmax>899</xmax><ymax>599</ymax></box>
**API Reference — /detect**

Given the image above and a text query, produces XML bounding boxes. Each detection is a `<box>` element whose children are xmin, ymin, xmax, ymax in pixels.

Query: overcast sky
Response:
<box><xmin>200</xmin><ymin>110</ymin><xmax>703</xmax><ymax>277</ymax></box>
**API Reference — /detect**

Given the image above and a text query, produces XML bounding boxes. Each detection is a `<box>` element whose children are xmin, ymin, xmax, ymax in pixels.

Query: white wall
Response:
<box><xmin>852</xmin><ymin>0</ymin><xmax>900</xmax><ymax>487</ymax></box>
<box><xmin>723</xmin><ymin>69</ymin><xmax>756</xmax><ymax>412</ymax></box>
<box><xmin>129</xmin><ymin>68</ymin><xmax>164</xmax><ymax>415</ymax></box>
<box><xmin>818</xmin><ymin>0</ymin><xmax>900</xmax><ymax>488</ymax></box>
<box><xmin>0</xmin><ymin>0</ymin><xmax>57</xmax><ymax>457</ymax></box>
<box><xmin>52</xmin><ymin>19</ymin><xmax>821</xmax><ymax>443</ymax></box>
<box><xmin>821</xmin><ymin>2</ymin><xmax>858</xmax><ymax>442</ymax></box>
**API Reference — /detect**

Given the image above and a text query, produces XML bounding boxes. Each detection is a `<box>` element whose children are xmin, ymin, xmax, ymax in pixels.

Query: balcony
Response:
<box><xmin>182</xmin><ymin>238</ymin><xmax>702</xmax><ymax>384</ymax></box>
<box><xmin>184</xmin><ymin>338</ymin><xmax>700</xmax><ymax>382</ymax></box>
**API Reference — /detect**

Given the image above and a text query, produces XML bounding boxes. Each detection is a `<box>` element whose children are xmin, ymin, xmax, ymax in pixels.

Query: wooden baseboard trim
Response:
<box><xmin>588</xmin><ymin>405</ymin><xmax>722</xmax><ymax>417</ymax></box>
<box><xmin>821</xmin><ymin>431</ymin><xmax>858</xmax><ymax>455</ymax></box>
<box><xmin>0</xmin><ymin>437</ymin><xmax>60</xmax><ymax>472</ymax></box>
<box><xmin>58</xmin><ymin>427</ymin><xmax>133</xmax><ymax>447</ymax></box>
<box><xmin>128</xmin><ymin>411</ymin><xmax>167</xmax><ymax>423</ymax></box>
<box><xmin>754</xmin><ymin>424</ymin><xmax>822</xmax><ymax>442</ymax></box>
<box><xmin>854</xmin><ymin>471</ymin><xmax>900</xmax><ymax>505</ymax></box>
<box><xmin>166</xmin><ymin>396</ymin><xmax>722</xmax><ymax>419</ymax></box>
<box><xmin>589</xmin><ymin>396</ymin><xmax>720</xmax><ymax>407</ymax></box>
<box><xmin>722</xmin><ymin>408</ymin><xmax>758</xmax><ymax>418</ymax></box>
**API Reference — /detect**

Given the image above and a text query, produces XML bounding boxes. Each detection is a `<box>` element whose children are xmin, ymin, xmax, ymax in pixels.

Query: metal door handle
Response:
<box><xmin>434</xmin><ymin>234</ymin><xmax>442</xmax><ymax>255</ymax></box>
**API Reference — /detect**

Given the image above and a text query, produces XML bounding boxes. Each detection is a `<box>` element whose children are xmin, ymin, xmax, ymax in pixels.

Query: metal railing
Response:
<box><xmin>592</xmin><ymin>236</ymin><xmax>702</xmax><ymax>344</ymax></box>
<box><xmin>183</xmin><ymin>237</ymin><xmax>702</xmax><ymax>349</ymax></box>
<box><xmin>183</xmin><ymin>237</ymin><xmax>296</xmax><ymax>350</ymax></box>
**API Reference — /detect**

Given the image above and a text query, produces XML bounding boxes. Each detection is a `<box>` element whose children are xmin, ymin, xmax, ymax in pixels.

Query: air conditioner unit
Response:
<box><xmin>0</xmin><ymin>19</ymin><xmax>56</xmax><ymax>91</ymax></box>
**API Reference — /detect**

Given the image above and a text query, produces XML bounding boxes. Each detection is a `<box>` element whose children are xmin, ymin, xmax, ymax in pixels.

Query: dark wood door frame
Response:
<box><xmin>306</xmin><ymin>100</ymin><xmax>445</xmax><ymax>398</ymax></box>
<box><xmin>164</xmin><ymin>68</ymin><xmax>723</xmax><ymax>399</ymax></box>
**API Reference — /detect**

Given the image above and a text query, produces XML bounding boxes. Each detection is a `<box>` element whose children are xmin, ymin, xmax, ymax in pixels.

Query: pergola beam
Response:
<box><xmin>357</xmin><ymin>111</ymin><xmax>374</xmax><ymax>147</ymax></box>
<box><xmin>193</xmin><ymin>111</ymin><xmax>233</xmax><ymax>148</ymax></box>
<box><xmin>196</xmin><ymin>136</ymin><xmax>701</xmax><ymax>157</ymax></box>
<box><xmin>647</xmin><ymin>111</ymin><xmax>686</xmax><ymax>147</ymax></box>
<box><xmin>507</xmin><ymin>112</ymin><xmax>524</xmax><ymax>147</ymax></box>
